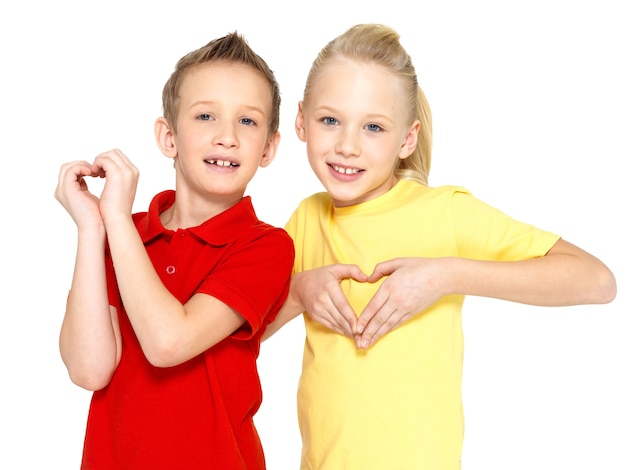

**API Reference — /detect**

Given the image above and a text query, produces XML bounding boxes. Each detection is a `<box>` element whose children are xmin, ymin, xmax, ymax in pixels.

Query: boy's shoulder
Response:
<box><xmin>249</xmin><ymin>219</ymin><xmax>295</xmax><ymax>246</ymax></box>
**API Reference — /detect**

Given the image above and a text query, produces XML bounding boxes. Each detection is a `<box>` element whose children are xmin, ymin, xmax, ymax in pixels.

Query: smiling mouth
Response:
<box><xmin>206</xmin><ymin>159</ymin><xmax>240</xmax><ymax>168</ymax></box>
<box><xmin>330</xmin><ymin>164</ymin><xmax>362</xmax><ymax>175</ymax></box>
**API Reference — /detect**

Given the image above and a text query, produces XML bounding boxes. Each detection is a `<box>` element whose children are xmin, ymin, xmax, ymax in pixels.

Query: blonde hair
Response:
<box><xmin>303</xmin><ymin>24</ymin><xmax>432</xmax><ymax>185</ymax></box>
<box><xmin>161</xmin><ymin>32</ymin><xmax>280</xmax><ymax>137</ymax></box>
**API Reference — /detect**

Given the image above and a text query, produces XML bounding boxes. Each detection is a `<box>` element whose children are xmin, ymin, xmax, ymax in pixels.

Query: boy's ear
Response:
<box><xmin>259</xmin><ymin>131</ymin><xmax>281</xmax><ymax>168</ymax></box>
<box><xmin>398</xmin><ymin>119</ymin><xmax>420</xmax><ymax>160</ymax></box>
<box><xmin>295</xmin><ymin>101</ymin><xmax>307</xmax><ymax>142</ymax></box>
<box><xmin>154</xmin><ymin>117</ymin><xmax>178</xmax><ymax>158</ymax></box>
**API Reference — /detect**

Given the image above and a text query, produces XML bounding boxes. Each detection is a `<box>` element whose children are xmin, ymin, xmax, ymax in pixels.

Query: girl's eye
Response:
<box><xmin>198</xmin><ymin>114</ymin><xmax>213</xmax><ymax>121</ymax></box>
<box><xmin>240</xmin><ymin>117</ymin><xmax>256</xmax><ymax>126</ymax></box>
<box><xmin>366</xmin><ymin>123</ymin><xmax>382</xmax><ymax>132</ymax></box>
<box><xmin>321</xmin><ymin>117</ymin><xmax>338</xmax><ymax>126</ymax></box>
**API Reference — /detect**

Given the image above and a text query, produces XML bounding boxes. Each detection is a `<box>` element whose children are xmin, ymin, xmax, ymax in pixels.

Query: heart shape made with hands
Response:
<box><xmin>308</xmin><ymin>257</ymin><xmax>436</xmax><ymax>349</ymax></box>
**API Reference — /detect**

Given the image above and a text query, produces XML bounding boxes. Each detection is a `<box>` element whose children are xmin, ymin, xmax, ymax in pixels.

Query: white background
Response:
<box><xmin>1</xmin><ymin>1</ymin><xmax>623</xmax><ymax>469</ymax></box>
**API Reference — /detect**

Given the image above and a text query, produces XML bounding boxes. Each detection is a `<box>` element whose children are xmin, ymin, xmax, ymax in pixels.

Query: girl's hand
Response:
<box><xmin>55</xmin><ymin>160</ymin><xmax>105</xmax><ymax>228</ymax></box>
<box><xmin>292</xmin><ymin>264</ymin><xmax>368</xmax><ymax>337</ymax></box>
<box><xmin>355</xmin><ymin>257</ymin><xmax>447</xmax><ymax>349</ymax></box>
<box><xmin>91</xmin><ymin>149</ymin><xmax>139</xmax><ymax>222</ymax></box>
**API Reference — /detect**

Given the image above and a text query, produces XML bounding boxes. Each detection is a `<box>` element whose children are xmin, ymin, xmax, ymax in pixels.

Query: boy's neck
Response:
<box><xmin>160</xmin><ymin>192</ymin><xmax>244</xmax><ymax>230</ymax></box>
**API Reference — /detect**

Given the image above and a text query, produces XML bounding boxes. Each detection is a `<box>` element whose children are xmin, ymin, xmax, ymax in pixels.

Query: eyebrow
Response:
<box><xmin>189</xmin><ymin>100</ymin><xmax>267</xmax><ymax>116</ymax></box>
<box><xmin>314</xmin><ymin>105</ymin><xmax>392</xmax><ymax>122</ymax></box>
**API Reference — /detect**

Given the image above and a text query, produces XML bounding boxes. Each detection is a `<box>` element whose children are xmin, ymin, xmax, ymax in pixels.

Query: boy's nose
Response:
<box><xmin>213</xmin><ymin>122</ymin><xmax>238</xmax><ymax>148</ymax></box>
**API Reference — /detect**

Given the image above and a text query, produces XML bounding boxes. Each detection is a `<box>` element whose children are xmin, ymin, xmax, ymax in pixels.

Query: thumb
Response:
<box><xmin>333</xmin><ymin>264</ymin><xmax>369</xmax><ymax>283</ymax></box>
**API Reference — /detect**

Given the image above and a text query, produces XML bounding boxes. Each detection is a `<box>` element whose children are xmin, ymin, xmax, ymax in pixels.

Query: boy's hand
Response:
<box><xmin>355</xmin><ymin>257</ymin><xmax>446</xmax><ymax>349</ymax></box>
<box><xmin>55</xmin><ymin>160</ymin><xmax>105</xmax><ymax>228</ymax></box>
<box><xmin>91</xmin><ymin>149</ymin><xmax>139</xmax><ymax>222</ymax></box>
<box><xmin>292</xmin><ymin>264</ymin><xmax>368</xmax><ymax>337</ymax></box>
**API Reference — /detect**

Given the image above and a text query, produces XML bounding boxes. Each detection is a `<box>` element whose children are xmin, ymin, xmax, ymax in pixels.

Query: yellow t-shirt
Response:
<box><xmin>285</xmin><ymin>179</ymin><xmax>560</xmax><ymax>470</ymax></box>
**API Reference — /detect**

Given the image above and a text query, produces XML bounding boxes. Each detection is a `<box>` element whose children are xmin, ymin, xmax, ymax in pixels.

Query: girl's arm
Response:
<box><xmin>262</xmin><ymin>264</ymin><xmax>368</xmax><ymax>341</ymax></box>
<box><xmin>56</xmin><ymin>161</ymin><xmax>121</xmax><ymax>391</ymax></box>
<box><xmin>356</xmin><ymin>238</ymin><xmax>616</xmax><ymax>348</ymax></box>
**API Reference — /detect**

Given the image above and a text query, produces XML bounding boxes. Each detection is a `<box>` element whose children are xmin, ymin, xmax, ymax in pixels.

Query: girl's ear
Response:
<box><xmin>295</xmin><ymin>101</ymin><xmax>307</xmax><ymax>142</ymax></box>
<box><xmin>154</xmin><ymin>117</ymin><xmax>178</xmax><ymax>159</ymax></box>
<box><xmin>398</xmin><ymin>119</ymin><xmax>420</xmax><ymax>160</ymax></box>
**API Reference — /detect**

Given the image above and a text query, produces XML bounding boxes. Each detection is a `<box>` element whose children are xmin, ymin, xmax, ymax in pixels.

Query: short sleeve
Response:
<box><xmin>196</xmin><ymin>227</ymin><xmax>295</xmax><ymax>340</ymax></box>
<box><xmin>449</xmin><ymin>189</ymin><xmax>561</xmax><ymax>260</ymax></box>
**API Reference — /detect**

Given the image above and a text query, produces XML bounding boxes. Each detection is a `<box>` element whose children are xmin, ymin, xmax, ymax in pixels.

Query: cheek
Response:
<box><xmin>254</xmin><ymin>134</ymin><xmax>270</xmax><ymax>151</ymax></box>
<box><xmin>305</xmin><ymin>129</ymin><xmax>330</xmax><ymax>155</ymax></box>
<box><xmin>175</xmin><ymin>128</ymin><xmax>202</xmax><ymax>151</ymax></box>
<box><xmin>306</xmin><ymin>139</ymin><xmax>325</xmax><ymax>164</ymax></box>
<box><xmin>306</xmin><ymin>141</ymin><xmax>327</xmax><ymax>166</ymax></box>
<box><xmin>307</xmin><ymin>152</ymin><xmax>326</xmax><ymax>178</ymax></box>
<box><xmin>378</xmin><ymin>140</ymin><xmax>403</xmax><ymax>162</ymax></box>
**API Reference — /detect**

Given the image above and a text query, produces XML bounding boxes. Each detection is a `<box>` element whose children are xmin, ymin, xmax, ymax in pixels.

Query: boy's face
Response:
<box><xmin>169</xmin><ymin>61</ymin><xmax>277</xmax><ymax>205</ymax></box>
<box><xmin>296</xmin><ymin>59</ymin><xmax>417</xmax><ymax>208</ymax></box>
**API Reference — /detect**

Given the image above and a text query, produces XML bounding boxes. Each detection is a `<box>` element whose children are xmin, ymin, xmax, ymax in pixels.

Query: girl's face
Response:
<box><xmin>296</xmin><ymin>59</ymin><xmax>418</xmax><ymax>207</ymax></box>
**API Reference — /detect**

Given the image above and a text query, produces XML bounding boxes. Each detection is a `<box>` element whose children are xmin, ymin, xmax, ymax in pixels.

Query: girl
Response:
<box><xmin>264</xmin><ymin>24</ymin><xmax>616</xmax><ymax>469</ymax></box>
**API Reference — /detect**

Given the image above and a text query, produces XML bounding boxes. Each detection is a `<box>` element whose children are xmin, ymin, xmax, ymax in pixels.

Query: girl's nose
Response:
<box><xmin>335</xmin><ymin>126</ymin><xmax>360</xmax><ymax>158</ymax></box>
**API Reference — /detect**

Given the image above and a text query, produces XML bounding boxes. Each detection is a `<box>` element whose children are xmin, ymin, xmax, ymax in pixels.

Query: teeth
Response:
<box><xmin>332</xmin><ymin>164</ymin><xmax>360</xmax><ymax>175</ymax></box>
<box><xmin>208</xmin><ymin>159</ymin><xmax>237</xmax><ymax>167</ymax></box>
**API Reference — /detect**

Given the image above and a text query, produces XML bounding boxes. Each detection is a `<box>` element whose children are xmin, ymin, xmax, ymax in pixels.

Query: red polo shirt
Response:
<box><xmin>81</xmin><ymin>190</ymin><xmax>294</xmax><ymax>470</ymax></box>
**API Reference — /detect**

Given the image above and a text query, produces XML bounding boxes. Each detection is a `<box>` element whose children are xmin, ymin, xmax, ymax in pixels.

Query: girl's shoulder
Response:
<box><xmin>295</xmin><ymin>191</ymin><xmax>333</xmax><ymax>210</ymax></box>
<box><xmin>399</xmin><ymin>179</ymin><xmax>473</xmax><ymax>200</ymax></box>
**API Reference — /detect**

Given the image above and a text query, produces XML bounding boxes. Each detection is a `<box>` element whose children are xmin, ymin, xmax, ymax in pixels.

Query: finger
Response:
<box><xmin>356</xmin><ymin>301</ymin><xmax>398</xmax><ymax>348</ymax></box>
<box><xmin>58</xmin><ymin>161</ymin><xmax>96</xmax><ymax>183</ymax></box>
<box><xmin>327</xmin><ymin>307</ymin><xmax>355</xmax><ymax>337</ymax></box>
<box><xmin>56</xmin><ymin>161</ymin><xmax>97</xmax><ymax>197</ymax></box>
<box><xmin>327</xmin><ymin>289</ymin><xmax>358</xmax><ymax>335</ymax></box>
<box><xmin>355</xmin><ymin>287</ymin><xmax>389</xmax><ymax>334</ymax></box>
<box><xmin>332</xmin><ymin>264</ymin><xmax>369</xmax><ymax>283</ymax></box>
<box><xmin>313</xmin><ymin>283</ymin><xmax>357</xmax><ymax>336</ymax></box>
<box><xmin>328</xmin><ymin>264</ymin><xmax>367</xmax><ymax>334</ymax></box>
<box><xmin>100</xmin><ymin>149</ymin><xmax>132</xmax><ymax>172</ymax></box>
<box><xmin>357</xmin><ymin>310</ymin><xmax>411</xmax><ymax>349</ymax></box>
<box><xmin>92</xmin><ymin>151</ymin><xmax>124</xmax><ymax>175</ymax></box>
<box><xmin>302</xmin><ymin>289</ymin><xmax>353</xmax><ymax>337</ymax></box>
<box><xmin>92</xmin><ymin>151</ymin><xmax>140</xmax><ymax>196</ymax></box>
<box><xmin>114</xmin><ymin>149</ymin><xmax>137</xmax><ymax>170</ymax></box>
<box><xmin>367</xmin><ymin>258</ymin><xmax>405</xmax><ymax>283</ymax></box>
<box><xmin>309</xmin><ymin>314</ymin><xmax>341</xmax><ymax>335</ymax></box>
<box><xmin>104</xmin><ymin>148</ymin><xmax>138</xmax><ymax>174</ymax></box>
<box><xmin>308</xmin><ymin>306</ymin><xmax>353</xmax><ymax>337</ymax></box>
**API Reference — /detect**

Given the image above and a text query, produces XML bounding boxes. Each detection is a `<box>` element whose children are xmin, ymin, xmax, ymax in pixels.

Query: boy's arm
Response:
<box><xmin>262</xmin><ymin>284</ymin><xmax>303</xmax><ymax>341</ymax></box>
<box><xmin>60</xmin><ymin>224</ymin><xmax>122</xmax><ymax>390</ymax></box>
<box><xmin>355</xmin><ymin>238</ymin><xmax>616</xmax><ymax>348</ymax></box>
<box><xmin>95</xmin><ymin>150</ymin><xmax>246</xmax><ymax>367</ymax></box>
<box><xmin>55</xmin><ymin>161</ymin><xmax>122</xmax><ymax>391</ymax></box>
<box><xmin>106</xmin><ymin>213</ymin><xmax>247</xmax><ymax>367</ymax></box>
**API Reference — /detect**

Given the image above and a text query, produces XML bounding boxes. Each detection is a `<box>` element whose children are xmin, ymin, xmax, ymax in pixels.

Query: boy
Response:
<box><xmin>54</xmin><ymin>32</ymin><xmax>294</xmax><ymax>469</ymax></box>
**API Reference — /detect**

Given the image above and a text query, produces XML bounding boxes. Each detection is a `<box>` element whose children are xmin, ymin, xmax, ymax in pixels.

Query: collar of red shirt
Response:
<box><xmin>134</xmin><ymin>190</ymin><xmax>259</xmax><ymax>246</ymax></box>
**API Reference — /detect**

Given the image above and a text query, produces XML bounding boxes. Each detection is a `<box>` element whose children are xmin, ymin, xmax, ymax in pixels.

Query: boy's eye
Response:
<box><xmin>240</xmin><ymin>117</ymin><xmax>256</xmax><ymax>126</ymax></box>
<box><xmin>198</xmin><ymin>114</ymin><xmax>214</xmax><ymax>121</ymax></box>
<box><xmin>321</xmin><ymin>117</ymin><xmax>338</xmax><ymax>126</ymax></box>
<box><xmin>366</xmin><ymin>123</ymin><xmax>382</xmax><ymax>132</ymax></box>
